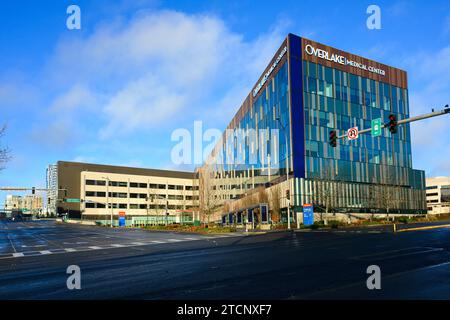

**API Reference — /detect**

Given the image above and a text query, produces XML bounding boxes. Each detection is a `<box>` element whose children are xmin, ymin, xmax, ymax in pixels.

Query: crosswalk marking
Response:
<box><xmin>1</xmin><ymin>233</ymin><xmax>245</xmax><ymax>260</ymax></box>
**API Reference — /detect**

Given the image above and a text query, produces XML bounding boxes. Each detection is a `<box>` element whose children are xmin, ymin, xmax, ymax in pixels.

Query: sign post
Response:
<box><xmin>118</xmin><ymin>211</ymin><xmax>126</xmax><ymax>227</ymax></box>
<box><xmin>303</xmin><ymin>204</ymin><xmax>314</xmax><ymax>226</ymax></box>
<box><xmin>371</xmin><ymin>118</ymin><xmax>382</xmax><ymax>137</ymax></box>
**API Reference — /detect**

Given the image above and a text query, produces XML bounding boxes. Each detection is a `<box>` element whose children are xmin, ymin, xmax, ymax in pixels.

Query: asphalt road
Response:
<box><xmin>1</xmin><ymin>219</ymin><xmax>450</xmax><ymax>299</ymax></box>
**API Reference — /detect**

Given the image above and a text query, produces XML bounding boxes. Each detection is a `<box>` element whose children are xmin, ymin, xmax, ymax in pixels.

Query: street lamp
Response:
<box><xmin>276</xmin><ymin>116</ymin><xmax>291</xmax><ymax>230</ymax></box>
<box><xmin>102</xmin><ymin>176</ymin><xmax>113</xmax><ymax>228</ymax></box>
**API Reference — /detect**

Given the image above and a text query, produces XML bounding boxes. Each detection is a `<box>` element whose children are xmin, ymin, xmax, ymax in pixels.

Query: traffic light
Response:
<box><xmin>286</xmin><ymin>189</ymin><xmax>290</xmax><ymax>201</ymax></box>
<box><xmin>32</xmin><ymin>187</ymin><xmax>35</xmax><ymax>195</ymax></box>
<box><xmin>48</xmin><ymin>197</ymin><xmax>51</xmax><ymax>204</ymax></box>
<box><xmin>329</xmin><ymin>130</ymin><xmax>337</xmax><ymax>147</ymax></box>
<box><xmin>388</xmin><ymin>114</ymin><xmax>397</xmax><ymax>134</ymax></box>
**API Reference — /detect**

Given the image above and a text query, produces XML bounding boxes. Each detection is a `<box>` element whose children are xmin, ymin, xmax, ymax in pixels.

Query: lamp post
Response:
<box><xmin>276</xmin><ymin>116</ymin><xmax>291</xmax><ymax>230</ymax></box>
<box><xmin>102</xmin><ymin>176</ymin><xmax>113</xmax><ymax>228</ymax></box>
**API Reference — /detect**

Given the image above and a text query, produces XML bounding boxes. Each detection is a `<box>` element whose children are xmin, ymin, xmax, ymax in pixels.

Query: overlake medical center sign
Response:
<box><xmin>300</xmin><ymin>37</ymin><xmax>408</xmax><ymax>89</ymax></box>
<box><xmin>304</xmin><ymin>44</ymin><xmax>386</xmax><ymax>76</ymax></box>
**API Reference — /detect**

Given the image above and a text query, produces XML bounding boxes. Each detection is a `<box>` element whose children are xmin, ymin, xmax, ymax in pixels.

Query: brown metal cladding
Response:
<box><xmin>301</xmin><ymin>38</ymin><xmax>408</xmax><ymax>89</ymax></box>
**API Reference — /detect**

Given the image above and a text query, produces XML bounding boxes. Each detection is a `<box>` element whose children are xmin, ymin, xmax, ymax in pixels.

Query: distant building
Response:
<box><xmin>426</xmin><ymin>177</ymin><xmax>450</xmax><ymax>214</ymax></box>
<box><xmin>48</xmin><ymin>161</ymin><xmax>200</xmax><ymax>225</ymax></box>
<box><xmin>46</xmin><ymin>164</ymin><xmax>58</xmax><ymax>216</ymax></box>
<box><xmin>4</xmin><ymin>195</ymin><xmax>43</xmax><ymax>214</ymax></box>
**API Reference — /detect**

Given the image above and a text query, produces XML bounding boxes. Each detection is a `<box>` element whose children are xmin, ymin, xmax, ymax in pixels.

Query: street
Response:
<box><xmin>1</xmin><ymin>220</ymin><xmax>450</xmax><ymax>299</ymax></box>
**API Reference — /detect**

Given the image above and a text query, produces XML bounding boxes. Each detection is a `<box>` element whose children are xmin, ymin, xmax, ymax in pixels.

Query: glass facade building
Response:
<box><xmin>201</xmin><ymin>34</ymin><xmax>426</xmax><ymax>214</ymax></box>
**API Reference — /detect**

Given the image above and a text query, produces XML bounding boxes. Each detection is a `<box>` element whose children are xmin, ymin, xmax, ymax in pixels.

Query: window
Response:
<box><xmin>86</xmin><ymin>203</ymin><xmax>95</xmax><ymax>208</ymax></box>
<box><xmin>139</xmin><ymin>183</ymin><xmax>147</xmax><ymax>188</ymax></box>
<box><xmin>139</xmin><ymin>194</ymin><xmax>147</xmax><ymax>199</ymax></box>
<box><xmin>129</xmin><ymin>204</ymin><xmax>138</xmax><ymax>209</ymax></box>
<box><xmin>119</xmin><ymin>203</ymin><xmax>127</xmax><ymax>209</ymax></box>
<box><xmin>139</xmin><ymin>204</ymin><xmax>147</xmax><ymax>209</ymax></box>
<box><xmin>130</xmin><ymin>193</ymin><xmax>138</xmax><ymax>198</ymax></box>
<box><xmin>149</xmin><ymin>184</ymin><xmax>157</xmax><ymax>189</ymax></box>
<box><xmin>97</xmin><ymin>192</ymin><xmax>106</xmax><ymax>197</ymax></box>
<box><xmin>158</xmin><ymin>184</ymin><xmax>166</xmax><ymax>189</ymax></box>
<box><xmin>86</xmin><ymin>191</ymin><xmax>96</xmax><ymax>197</ymax></box>
<box><xmin>130</xmin><ymin>182</ymin><xmax>138</xmax><ymax>188</ymax></box>
<box><xmin>175</xmin><ymin>185</ymin><xmax>183</xmax><ymax>190</ymax></box>
<box><xmin>86</xmin><ymin>180</ymin><xmax>96</xmax><ymax>185</ymax></box>
<box><xmin>168</xmin><ymin>185</ymin><xmax>175</xmax><ymax>190</ymax></box>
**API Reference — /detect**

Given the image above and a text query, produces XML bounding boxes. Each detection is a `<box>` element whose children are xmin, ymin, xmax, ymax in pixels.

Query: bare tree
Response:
<box><xmin>198</xmin><ymin>166</ymin><xmax>222</xmax><ymax>225</ymax></box>
<box><xmin>0</xmin><ymin>125</ymin><xmax>11</xmax><ymax>170</ymax></box>
<box><xmin>311</xmin><ymin>164</ymin><xmax>339</xmax><ymax>221</ymax></box>
<box><xmin>269</xmin><ymin>184</ymin><xmax>281</xmax><ymax>223</ymax></box>
<box><xmin>377</xmin><ymin>166</ymin><xmax>402</xmax><ymax>219</ymax></box>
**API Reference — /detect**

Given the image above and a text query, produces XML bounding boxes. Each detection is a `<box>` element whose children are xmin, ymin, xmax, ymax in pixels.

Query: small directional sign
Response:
<box><xmin>65</xmin><ymin>198</ymin><xmax>80</xmax><ymax>203</ymax></box>
<box><xmin>347</xmin><ymin>127</ymin><xmax>359</xmax><ymax>140</ymax></box>
<box><xmin>371</xmin><ymin>118</ymin><xmax>382</xmax><ymax>137</ymax></box>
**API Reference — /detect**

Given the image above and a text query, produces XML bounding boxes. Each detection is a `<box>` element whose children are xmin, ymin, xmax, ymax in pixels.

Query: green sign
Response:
<box><xmin>65</xmin><ymin>198</ymin><xmax>80</xmax><ymax>203</ymax></box>
<box><xmin>371</xmin><ymin>118</ymin><xmax>382</xmax><ymax>137</ymax></box>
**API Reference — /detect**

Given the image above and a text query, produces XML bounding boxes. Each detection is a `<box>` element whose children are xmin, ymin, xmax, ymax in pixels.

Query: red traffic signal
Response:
<box><xmin>329</xmin><ymin>130</ymin><xmax>337</xmax><ymax>147</ymax></box>
<box><xmin>388</xmin><ymin>114</ymin><xmax>397</xmax><ymax>134</ymax></box>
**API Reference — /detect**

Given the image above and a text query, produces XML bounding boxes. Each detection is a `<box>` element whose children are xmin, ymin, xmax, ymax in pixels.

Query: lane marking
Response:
<box><xmin>65</xmin><ymin>248</ymin><xmax>76</xmax><ymax>252</ymax></box>
<box><xmin>88</xmin><ymin>246</ymin><xmax>102</xmax><ymax>250</ymax></box>
<box><xmin>131</xmin><ymin>242</ymin><xmax>145</xmax><ymax>246</ymax></box>
<box><xmin>166</xmin><ymin>239</ymin><xmax>182</xmax><ymax>242</ymax></box>
<box><xmin>40</xmin><ymin>250</ymin><xmax>52</xmax><ymax>255</ymax></box>
<box><xmin>12</xmin><ymin>253</ymin><xmax>24</xmax><ymax>257</ymax></box>
<box><xmin>110</xmin><ymin>244</ymin><xmax>125</xmax><ymax>247</ymax></box>
<box><xmin>150</xmin><ymin>240</ymin><xmax>165</xmax><ymax>244</ymax></box>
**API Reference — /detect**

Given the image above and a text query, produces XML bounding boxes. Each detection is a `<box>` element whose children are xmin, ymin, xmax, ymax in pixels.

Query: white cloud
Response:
<box><xmin>405</xmin><ymin>45</ymin><xmax>450</xmax><ymax>177</ymax></box>
<box><xmin>44</xmin><ymin>10</ymin><xmax>288</xmax><ymax>139</ymax></box>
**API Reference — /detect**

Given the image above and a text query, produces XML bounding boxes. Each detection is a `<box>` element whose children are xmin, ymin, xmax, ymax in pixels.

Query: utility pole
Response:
<box><xmin>276</xmin><ymin>116</ymin><xmax>291</xmax><ymax>230</ymax></box>
<box><xmin>102</xmin><ymin>176</ymin><xmax>112</xmax><ymax>228</ymax></box>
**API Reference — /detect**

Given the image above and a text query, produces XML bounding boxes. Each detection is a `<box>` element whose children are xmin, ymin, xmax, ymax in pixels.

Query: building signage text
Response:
<box><xmin>304</xmin><ymin>44</ymin><xmax>386</xmax><ymax>76</ymax></box>
<box><xmin>253</xmin><ymin>46</ymin><xmax>287</xmax><ymax>97</ymax></box>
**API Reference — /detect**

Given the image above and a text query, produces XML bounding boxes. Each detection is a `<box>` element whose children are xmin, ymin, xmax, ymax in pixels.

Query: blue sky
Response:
<box><xmin>1</xmin><ymin>0</ymin><xmax>450</xmax><ymax>200</ymax></box>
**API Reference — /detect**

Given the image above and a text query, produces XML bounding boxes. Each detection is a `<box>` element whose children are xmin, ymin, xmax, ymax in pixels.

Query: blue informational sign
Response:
<box><xmin>222</xmin><ymin>215</ymin><xmax>226</xmax><ymax>224</ymax></box>
<box><xmin>303</xmin><ymin>204</ymin><xmax>314</xmax><ymax>226</ymax></box>
<box><xmin>228</xmin><ymin>213</ymin><xmax>233</xmax><ymax>224</ymax></box>
<box><xmin>118</xmin><ymin>216</ymin><xmax>126</xmax><ymax>227</ymax></box>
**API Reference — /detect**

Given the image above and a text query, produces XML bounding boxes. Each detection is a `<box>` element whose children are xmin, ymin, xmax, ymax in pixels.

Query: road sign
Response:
<box><xmin>65</xmin><ymin>198</ymin><xmax>80</xmax><ymax>203</ymax></box>
<box><xmin>371</xmin><ymin>118</ymin><xmax>382</xmax><ymax>137</ymax></box>
<box><xmin>347</xmin><ymin>127</ymin><xmax>359</xmax><ymax>140</ymax></box>
<box><xmin>303</xmin><ymin>204</ymin><xmax>314</xmax><ymax>226</ymax></box>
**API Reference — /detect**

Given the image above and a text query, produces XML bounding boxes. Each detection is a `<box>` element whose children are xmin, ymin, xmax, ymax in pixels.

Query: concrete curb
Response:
<box><xmin>396</xmin><ymin>224</ymin><xmax>450</xmax><ymax>233</ymax></box>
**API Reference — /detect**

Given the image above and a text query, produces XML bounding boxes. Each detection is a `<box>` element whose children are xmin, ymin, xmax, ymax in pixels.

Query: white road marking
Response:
<box><xmin>150</xmin><ymin>240</ymin><xmax>165</xmax><ymax>244</ymax></box>
<box><xmin>183</xmin><ymin>237</ymin><xmax>198</xmax><ymax>241</ymax></box>
<box><xmin>131</xmin><ymin>242</ymin><xmax>145</xmax><ymax>246</ymax></box>
<box><xmin>12</xmin><ymin>253</ymin><xmax>24</xmax><ymax>257</ymax></box>
<box><xmin>65</xmin><ymin>248</ymin><xmax>76</xmax><ymax>252</ymax></box>
<box><xmin>88</xmin><ymin>246</ymin><xmax>102</xmax><ymax>250</ymax></box>
<box><xmin>40</xmin><ymin>250</ymin><xmax>52</xmax><ymax>255</ymax></box>
<box><xmin>167</xmin><ymin>239</ymin><xmax>182</xmax><ymax>242</ymax></box>
<box><xmin>110</xmin><ymin>244</ymin><xmax>125</xmax><ymax>247</ymax></box>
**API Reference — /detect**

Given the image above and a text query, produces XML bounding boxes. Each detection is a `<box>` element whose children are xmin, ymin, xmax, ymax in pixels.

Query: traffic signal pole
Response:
<box><xmin>336</xmin><ymin>105</ymin><xmax>449</xmax><ymax>140</ymax></box>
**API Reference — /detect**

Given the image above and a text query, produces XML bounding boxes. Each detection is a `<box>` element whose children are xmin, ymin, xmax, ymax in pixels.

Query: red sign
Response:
<box><xmin>118</xmin><ymin>211</ymin><xmax>126</xmax><ymax>217</ymax></box>
<box><xmin>347</xmin><ymin>127</ymin><xmax>359</xmax><ymax>140</ymax></box>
